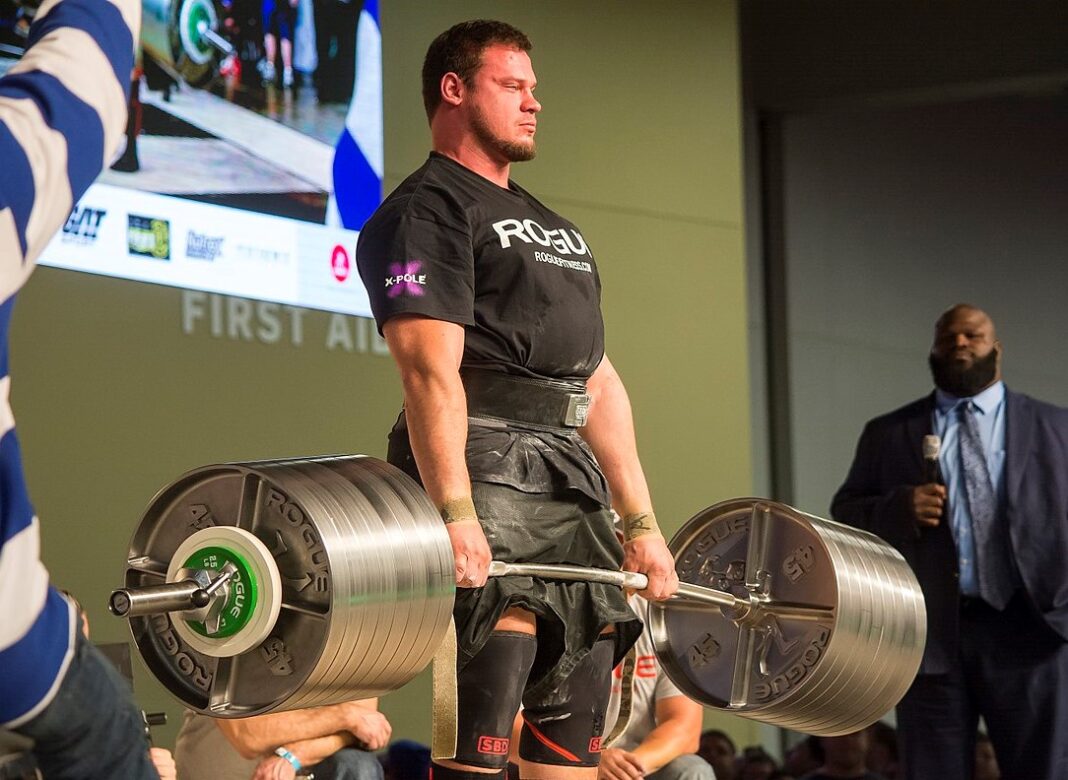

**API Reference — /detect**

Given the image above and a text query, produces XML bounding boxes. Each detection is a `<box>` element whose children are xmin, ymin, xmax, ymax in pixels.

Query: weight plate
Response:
<box><xmin>167</xmin><ymin>526</ymin><xmax>282</xmax><ymax>657</ymax></box>
<box><xmin>121</xmin><ymin>455</ymin><xmax>453</xmax><ymax>716</ymax></box>
<box><xmin>649</xmin><ymin>498</ymin><xmax>925</xmax><ymax>736</ymax></box>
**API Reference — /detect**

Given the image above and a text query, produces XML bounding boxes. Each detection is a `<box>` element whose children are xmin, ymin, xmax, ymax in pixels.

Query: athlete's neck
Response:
<box><xmin>432</xmin><ymin>141</ymin><xmax>511</xmax><ymax>189</ymax></box>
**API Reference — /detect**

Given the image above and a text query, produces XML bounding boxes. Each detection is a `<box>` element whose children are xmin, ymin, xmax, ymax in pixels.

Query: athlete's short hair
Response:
<box><xmin>422</xmin><ymin>19</ymin><xmax>533</xmax><ymax>121</ymax></box>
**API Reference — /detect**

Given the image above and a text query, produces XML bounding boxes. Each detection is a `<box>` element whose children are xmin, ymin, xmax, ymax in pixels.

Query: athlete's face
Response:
<box><xmin>466</xmin><ymin>44</ymin><xmax>541</xmax><ymax>163</ymax></box>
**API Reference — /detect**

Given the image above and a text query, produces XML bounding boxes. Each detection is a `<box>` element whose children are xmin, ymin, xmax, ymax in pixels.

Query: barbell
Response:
<box><xmin>111</xmin><ymin>455</ymin><xmax>926</xmax><ymax>736</ymax></box>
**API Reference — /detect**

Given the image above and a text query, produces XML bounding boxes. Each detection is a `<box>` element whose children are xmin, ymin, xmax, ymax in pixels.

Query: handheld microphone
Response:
<box><xmin>922</xmin><ymin>434</ymin><xmax>942</xmax><ymax>484</ymax></box>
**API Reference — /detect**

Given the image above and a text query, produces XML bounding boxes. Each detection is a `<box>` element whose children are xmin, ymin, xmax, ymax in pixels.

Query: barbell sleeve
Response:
<box><xmin>109</xmin><ymin>580</ymin><xmax>210</xmax><ymax>618</ymax></box>
<box><xmin>487</xmin><ymin>561</ymin><xmax>742</xmax><ymax>610</ymax></box>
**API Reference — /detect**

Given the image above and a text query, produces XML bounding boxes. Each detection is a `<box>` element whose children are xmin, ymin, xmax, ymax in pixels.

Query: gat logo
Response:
<box><xmin>62</xmin><ymin>206</ymin><xmax>106</xmax><ymax>243</ymax></box>
<box><xmin>127</xmin><ymin>214</ymin><xmax>171</xmax><ymax>260</ymax></box>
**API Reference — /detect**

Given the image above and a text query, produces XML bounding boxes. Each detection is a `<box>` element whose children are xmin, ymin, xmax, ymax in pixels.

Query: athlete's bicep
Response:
<box><xmin>383</xmin><ymin>314</ymin><xmax>465</xmax><ymax>379</ymax></box>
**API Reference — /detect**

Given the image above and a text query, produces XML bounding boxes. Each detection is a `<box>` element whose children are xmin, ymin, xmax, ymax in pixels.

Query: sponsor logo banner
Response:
<box><xmin>128</xmin><ymin>214</ymin><xmax>171</xmax><ymax>260</ymax></box>
<box><xmin>40</xmin><ymin>183</ymin><xmax>371</xmax><ymax>318</ymax></box>
<box><xmin>186</xmin><ymin>231</ymin><xmax>224</xmax><ymax>261</ymax></box>
<box><xmin>61</xmin><ymin>206</ymin><xmax>106</xmax><ymax>244</ymax></box>
<box><xmin>331</xmin><ymin>244</ymin><xmax>351</xmax><ymax>282</ymax></box>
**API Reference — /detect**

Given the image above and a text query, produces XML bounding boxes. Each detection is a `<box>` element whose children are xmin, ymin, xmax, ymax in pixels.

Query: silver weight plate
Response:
<box><xmin>648</xmin><ymin>499</ymin><xmax>925</xmax><ymax>736</ymax></box>
<box><xmin>122</xmin><ymin>455</ymin><xmax>453</xmax><ymax>717</ymax></box>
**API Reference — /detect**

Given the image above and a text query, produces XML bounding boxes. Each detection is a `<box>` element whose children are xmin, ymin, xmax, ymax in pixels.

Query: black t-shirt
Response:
<box><xmin>356</xmin><ymin>152</ymin><xmax>604</xmax><ymax>381</ymax></box>
<box><xmin>356</xmin><ymin>153</ymin><xmax>610</xmax><ymax>504</ymax></box>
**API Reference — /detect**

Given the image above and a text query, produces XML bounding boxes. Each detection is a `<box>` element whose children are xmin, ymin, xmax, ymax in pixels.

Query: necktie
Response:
<box><xmin>958</xmin><ymin>402</ymin><xmax>1013</xmax><ymax>609</ymax></box>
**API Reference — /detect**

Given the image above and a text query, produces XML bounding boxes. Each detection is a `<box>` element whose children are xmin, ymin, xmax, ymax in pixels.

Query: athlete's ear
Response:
<box><xmin>441</xmin><ymin>72</ymin><xmax>464</xmax><ymax>107</ymax></box>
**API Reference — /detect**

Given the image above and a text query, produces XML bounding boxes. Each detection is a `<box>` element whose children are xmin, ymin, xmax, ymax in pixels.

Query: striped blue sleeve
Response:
<box><xmin>0</xmin><ymin>0</ymin><xmax>140</xmax><ymax>727</ymax></box>
<box><xmin>0</xmin><ymin>0</ymin><xmax>140</xmax><ymax>275</ymax></box>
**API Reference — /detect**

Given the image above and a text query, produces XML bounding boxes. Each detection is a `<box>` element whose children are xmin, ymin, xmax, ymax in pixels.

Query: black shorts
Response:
<box><xmin>457</xmin><ymin>481</ymin><xmax>641</xmax><ymax>702</ymax></box>
<box><xmin>386</xmin><ymin>414</ymin><xmax>642</xmax><ymax>701</ymax></box>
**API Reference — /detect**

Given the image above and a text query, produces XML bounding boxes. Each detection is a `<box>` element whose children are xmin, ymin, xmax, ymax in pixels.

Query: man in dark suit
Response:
<box><xmin>832</xmin><ymin>304</ymin><xmax>1068</xmax><ymax>780</ymax></box>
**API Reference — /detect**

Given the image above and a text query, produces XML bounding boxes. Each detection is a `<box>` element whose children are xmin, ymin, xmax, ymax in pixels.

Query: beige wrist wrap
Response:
<box><xmin>622</xmin><ymin>511</ymin><xmax>661</xmax><ymax>541</ymax></box>
<box><xmin>439</xmin><ymin>496</ymin><xmax>477</xmax><ymax>524</ymax></box>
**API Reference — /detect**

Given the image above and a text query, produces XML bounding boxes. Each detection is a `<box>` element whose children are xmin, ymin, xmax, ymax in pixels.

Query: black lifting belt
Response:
<box><xmin>460</xmin><ymin>367</ymin><xmax>591</xmax><ymax>429</ymax></box>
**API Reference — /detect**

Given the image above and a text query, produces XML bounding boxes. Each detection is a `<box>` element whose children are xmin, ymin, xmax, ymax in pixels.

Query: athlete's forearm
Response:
<box><xmin>383</xmin><ymin>317</ymin><xmax>472</xmax><ymax>507</ymax></box>
<box><xmin>581</xmin><ymin>356</ymin><xmax>652</xmax><ymax>517</ymax></box>
<box><xmin>400</xmin><ymin>366</ymin><xmax>473</xmax><ymax>506</ymax></box>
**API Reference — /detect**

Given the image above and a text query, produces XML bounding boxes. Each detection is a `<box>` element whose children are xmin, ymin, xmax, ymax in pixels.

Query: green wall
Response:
<box><xmin>11</xmin><ymin>0</ymin><xmax>751</xmax><ymax>753</ymax></box>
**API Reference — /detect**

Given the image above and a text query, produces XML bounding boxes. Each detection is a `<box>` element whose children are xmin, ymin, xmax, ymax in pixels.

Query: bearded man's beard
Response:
<box><xmin>471</xmin><ymin>105</ymin><xmax>536</xmax><ymax>163</ymax></box>
<box><xmin>928</xmin><ymin>346</ymin><xmax>999</xmax><ymax>397</ymax></box>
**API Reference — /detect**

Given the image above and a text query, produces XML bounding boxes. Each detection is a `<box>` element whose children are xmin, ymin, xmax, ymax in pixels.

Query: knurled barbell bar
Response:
<box><xmin>111</xmin><ymin>455</ymin><xmax>926</xmax><ymax>736</ymax></box>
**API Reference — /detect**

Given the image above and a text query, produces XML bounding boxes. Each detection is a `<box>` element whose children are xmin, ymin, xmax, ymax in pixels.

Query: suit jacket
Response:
<box><xmin>831</xmin><ymin>387</ymin><xmax>1068</xmax><ymax>674</ymax></box>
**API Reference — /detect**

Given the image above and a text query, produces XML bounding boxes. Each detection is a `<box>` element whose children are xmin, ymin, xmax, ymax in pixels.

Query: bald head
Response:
<box><xmin>934</xmin><ymin>304</ymin><xmax>995</xmax><ymax>339</ymax></box>
<box><xmin>928</xmin><ymin>303</ymin><xmax>1002</xmax><ymax>397</ymax></box>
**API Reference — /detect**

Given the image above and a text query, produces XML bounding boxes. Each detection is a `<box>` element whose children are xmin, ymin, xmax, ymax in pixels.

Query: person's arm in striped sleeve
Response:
<box><xmin>0</xmin><ymin>3</ymin><xmax>167</xmax><ymax>779</ymax></box>
<box><xmin>0</xmin><ymin>0</ymin><xmax>140</xmax><ymax>281</ymax></box>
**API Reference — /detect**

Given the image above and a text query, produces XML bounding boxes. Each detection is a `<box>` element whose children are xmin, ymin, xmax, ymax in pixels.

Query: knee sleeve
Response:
<box><xmin>451</xmin><ymin>630</ymin><xmax>537</xmax><ymax>769</ymax></box>
<box><xmin>519</xmin><ymin>635</ymin><xmax>615</xmax><ymax>768</ymax></box>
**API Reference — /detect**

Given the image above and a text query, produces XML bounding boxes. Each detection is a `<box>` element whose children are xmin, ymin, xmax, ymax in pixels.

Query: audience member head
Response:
<box><xmin>738</xmin><ymin>745</ymin><xmax>778</xmax><ymax>780</ymax></box>
<box><xmin>866</xmin><ymin>720</ymin><xmax>898</xmax><ymax>779</ymax></box>
<box><xmin>815</xmin><ymin>730</ymin><xmax>869</xmax><ymax>776</ymax></box>
<box><xmin>382</xmin><ymin>739</ymin><xmax>431</xmax><ymax>780</ymax></box>
<box><xmin>928</xmin><ymin>303</ymin><xmax>1001</xmax><ymax>398</ymax></box>
<box><xmin>783</xmin><ymin>735</ymin><xmax>821</xmax><ymax>777</ymax></box>
<box><xmin>974</xmin><ymin>732</ymin><xmax>1000</xmax><ymax>780</ymax></box>
<box><xmin>698</xmin><ymin>729</ymin><xmax>738</xmax><ymax>780</ymax></box>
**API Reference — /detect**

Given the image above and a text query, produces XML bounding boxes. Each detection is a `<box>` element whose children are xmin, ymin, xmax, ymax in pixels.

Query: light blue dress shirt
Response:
<box><xmin>932</xmin><ymin>380</ymin><xmax>1007</xmax><ymax>597</ymax></box>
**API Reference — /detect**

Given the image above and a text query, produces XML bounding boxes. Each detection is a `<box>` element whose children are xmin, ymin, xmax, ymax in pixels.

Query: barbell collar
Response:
<box><xmin>487</xmin><ymin>561</ymin><xmax>743</xmax><ymax>611</ymax></box>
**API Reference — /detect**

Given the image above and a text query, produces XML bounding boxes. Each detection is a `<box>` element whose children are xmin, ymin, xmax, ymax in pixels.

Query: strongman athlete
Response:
<box><xmin>355</xmin><ymin>20</ymin><xmax>679</xmax><ymax>780</ymax></box>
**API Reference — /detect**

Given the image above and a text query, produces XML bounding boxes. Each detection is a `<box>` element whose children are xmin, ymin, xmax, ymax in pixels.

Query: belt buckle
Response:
<box><xmin>565</xmin><ymin>393</ymin><xmax>591</xmax><ymax>427</ymax></box>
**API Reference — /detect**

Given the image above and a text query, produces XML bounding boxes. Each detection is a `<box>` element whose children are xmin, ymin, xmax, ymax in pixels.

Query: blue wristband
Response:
<box><xmin>274</xmin><ymin>747</ymin><xmax>302</xmax><ymax>772</ymax></box>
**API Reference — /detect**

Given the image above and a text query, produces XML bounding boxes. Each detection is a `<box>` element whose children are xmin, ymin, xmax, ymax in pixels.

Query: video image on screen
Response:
<box><xmin>0</xmin><ymin>0</ymin><xmax>382</xmax><ymax>316</ymax></box>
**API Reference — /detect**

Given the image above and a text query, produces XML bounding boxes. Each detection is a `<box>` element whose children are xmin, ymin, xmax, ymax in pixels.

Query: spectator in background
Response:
<box><xmin>864</xmin><ymin>722</ymin><xmax>897</xmax><ymax>780</ymax></box>
<box><xmin>832</xmin><ymin>304</ymin><xmax>1068</xmax><ymax>780</ymax></box>
<box><xmin>974</xmin><ymin>733</ymin><xmax>999</xmax><ymax>780</ymax></box>
<box><xmin>176</xmin><ymin>699</ymin><xmax>388</xmax><ymax>779</ymax></box>
<box><xmin>59</xmin><ymin>591</ymin><xmax>176</xmax><ymax>780</ymax></box>
<box><xmin>698</xmin><ymin>729</ymin><xmax>737</xmax><ymax>780</ymax></box>
<box><xmin>800</xmin><ymin>732</ymin><xmax>884</xmax><ymax>780</ymax></box>
<box><xmin>738</xmin><ymin>746</ymin><xmax>778</xmax><ymax>780</ymax></box>
<box><xmin>783</xmin><ymin>736</ymin><xmax>821</xmax><ymax>779</ymax></box>
<box><xmin>311</xmin><ymin>0</ymin><xmax>357</xmax><ymax>102</ymax></box>
<box><xmin>260</xmin><ymin>0</ymin><xmax>297</xmax><ymax>86</ymax></box>
<box><xmin>380</xmin><ymin>739</ymin><xmax>431</xmax><ymax>780</ymax></box>
<box><xmin>596</xmin><ymin>592</ymin><xmax>714</xmax><ymax>780</ymax></box>
<box><xmin>0</xmin><ymin>1</ymin><xmax>161</xmax><ymax>774</ymax></box>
